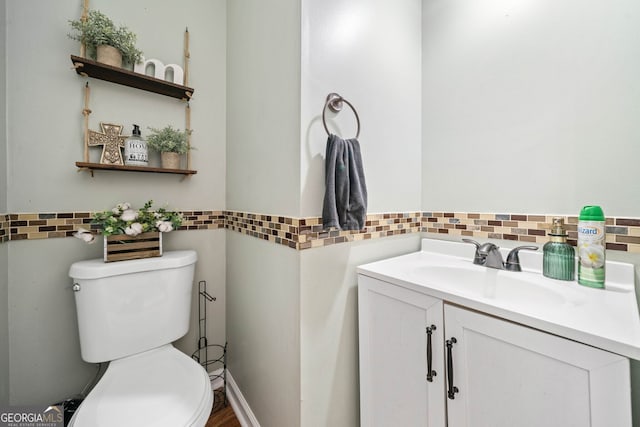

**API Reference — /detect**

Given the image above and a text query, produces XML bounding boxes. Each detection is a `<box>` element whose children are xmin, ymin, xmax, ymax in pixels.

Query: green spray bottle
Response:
<box><xmin>577</xmin><ymin>206</ymin><xmax>606</xmax><ymax>288</ymax></box>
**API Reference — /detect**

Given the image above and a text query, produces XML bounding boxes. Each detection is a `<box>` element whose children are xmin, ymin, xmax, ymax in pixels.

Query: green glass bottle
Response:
<box><xmin>543</xmin><ymin>217</ymin><xmax>575</xmax><ymax>281</ymax></box>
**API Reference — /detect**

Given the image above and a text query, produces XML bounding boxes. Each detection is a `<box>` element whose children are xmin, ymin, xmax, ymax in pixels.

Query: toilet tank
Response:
<box><xmin>69</xmin><ymin>250</ymin><xmax>197</xmax><ymax>363</ymax></box>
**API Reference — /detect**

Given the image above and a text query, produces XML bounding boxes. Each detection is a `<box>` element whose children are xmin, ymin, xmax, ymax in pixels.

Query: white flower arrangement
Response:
<box><xmin>73</xmin><ymin>200</ymin><xmax>182</xmax><ymax>243</ymax></box>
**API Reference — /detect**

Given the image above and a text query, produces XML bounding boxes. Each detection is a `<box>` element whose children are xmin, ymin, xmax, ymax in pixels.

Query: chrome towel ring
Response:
<box><xmin>322</xmin><ymin>93</ymin><xmax>361</xmax><ymax>139</ymax></box>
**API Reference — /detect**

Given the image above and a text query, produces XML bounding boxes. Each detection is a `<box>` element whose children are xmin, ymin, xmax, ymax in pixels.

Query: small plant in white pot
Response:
<box><xmin>68</xmin><ymin>10</ymin><xmax>143</xmax><ymax>68</ymax></box>
<box><xmin>146</xmin><ymin>125</ymin><xmax>192</xmax><ymax>169</ymax></box>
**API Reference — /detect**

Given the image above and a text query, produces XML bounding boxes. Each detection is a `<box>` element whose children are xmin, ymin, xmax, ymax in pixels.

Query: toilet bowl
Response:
<box><xmin>68</xmin><ymin>345</ymin><xmax>212</xmax><ymax>427</ymax></box>
<box><xmin>68</xmin><ymin>250</ymin><xmax>213</xmax><ymax>427</ymax></box>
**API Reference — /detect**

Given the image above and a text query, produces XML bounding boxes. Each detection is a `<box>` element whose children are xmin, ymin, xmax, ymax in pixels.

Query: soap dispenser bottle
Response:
<box><xmin>124</xmin><ymin>124</ymin><xmax>148</xmax><ymax>166</ymax></box>
<box><xmin>543</xmin><ymin>217</ymin><xmax>575</xmax><ymax>281</ymax></box>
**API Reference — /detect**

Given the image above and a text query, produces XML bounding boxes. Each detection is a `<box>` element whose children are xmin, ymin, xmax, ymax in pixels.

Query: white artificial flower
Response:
<box><xmin>73</xmin><ymin>227</ymin><xmax>95</xmax><ymax>244</ymax></box>
<box><xmin>156</xmin><ymin>220</ymin><xmax>174</xmax><ymax>233</ymax></box>
<box><xmin>125</xmin><ymin>222</ymin><xmax>143</xmax><ymax>236</ymax></box>
<box><xmin>113</xmin><ymin>202</ymin><xmax>131</xmax><ymax>214</ymax></box>
<box><xmin>579</xmin><ymin>245</ymin><xmax>605</xmax><ymax>268</ymax></box>
<box><xmin>120</xmin><ymin>209</ymin><xmax>139</xmax><ymax>222</ymax></box>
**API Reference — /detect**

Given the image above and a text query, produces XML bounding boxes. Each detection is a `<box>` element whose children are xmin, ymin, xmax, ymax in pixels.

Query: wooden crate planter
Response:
<box><xmin>104</xmin><ymin>232</ymin><xmax>162</xmax><ymax>262</ymax></box>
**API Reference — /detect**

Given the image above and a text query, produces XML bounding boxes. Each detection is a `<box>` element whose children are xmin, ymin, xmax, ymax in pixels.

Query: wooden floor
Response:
<box><xmin>206</xmin><ymin>404</ymin><xmax>240</xmax><ymax>427</ymax></box>
<box><xmin>206</xmin><ymin>389</ymin><xmax>241</xmax><ymax>427</ymax></box>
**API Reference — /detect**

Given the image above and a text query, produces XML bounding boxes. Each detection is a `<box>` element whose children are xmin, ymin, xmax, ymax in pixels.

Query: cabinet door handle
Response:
<box><xmin>426</xmin><ymin>325</ymin><xmax>437</xmax><ymax>382</ymax></box>
<box><xmin>446</xmin><ymin>337</ymin><xmax>459</xmax><ymax>399</ymax></box>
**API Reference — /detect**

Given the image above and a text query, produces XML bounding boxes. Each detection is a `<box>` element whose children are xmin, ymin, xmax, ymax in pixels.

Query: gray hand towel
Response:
<box><xmin>322</xmin><ymin>134</ymin><xmax>368</xmax><ymax>231</ymax></box>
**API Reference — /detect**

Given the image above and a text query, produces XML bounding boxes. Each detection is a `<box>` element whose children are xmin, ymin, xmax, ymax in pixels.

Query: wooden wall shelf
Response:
<box><xmin>76</xmin><ymin>162</ymin><xmax>197</xmax><ymax>177</ymax></box>
<box><xmin>70</xmin><ymin>55</ymin><xmax>194</xmax><ymax>101</ymax></box>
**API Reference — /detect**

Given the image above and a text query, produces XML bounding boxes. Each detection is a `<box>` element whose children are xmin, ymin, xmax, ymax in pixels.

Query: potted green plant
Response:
<box><xmin>146</xmin><ymin>125</ymin><xmax>192</xmax><ymax>169</ymax></box>
<box><xmin>68</xmin><ymin>10</ymin><xmax>143</xmax><ymax>68</ymax></box>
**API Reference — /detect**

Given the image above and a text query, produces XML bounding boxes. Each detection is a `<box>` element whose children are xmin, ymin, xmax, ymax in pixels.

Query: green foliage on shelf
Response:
<box><xmin>69</xmin><ymin>10</ymin><xmax>143</xmax><ymax>64</ymax></box>
<box><xmin>146</xmin><ymin>125</ymin><xmax>192</xmax><ymax>154</ymax></box>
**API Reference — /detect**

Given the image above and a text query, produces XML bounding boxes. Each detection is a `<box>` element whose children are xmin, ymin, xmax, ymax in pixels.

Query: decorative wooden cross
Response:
<box><xmin>88</xmin><ymin>122</ymin><xmax>128</xmax><ymax>165</ymax></box>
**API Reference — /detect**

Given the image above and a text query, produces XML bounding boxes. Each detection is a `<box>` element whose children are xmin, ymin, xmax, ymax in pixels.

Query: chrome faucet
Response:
<box><xmin>462</xmin><ymin>239</ymin><xmax>538</xmax><ymax>272</ymax></box>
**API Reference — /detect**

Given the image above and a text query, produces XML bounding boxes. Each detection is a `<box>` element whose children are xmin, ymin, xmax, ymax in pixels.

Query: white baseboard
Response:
<box><xmin>208</xmin><ymin>368</ymin><xmax>225</xmax><ymax>391</ymax></box>
<box><xmin>225</xmin><ymin>369</ymin><xmax>261</xmax><ymax>427</ymax></box>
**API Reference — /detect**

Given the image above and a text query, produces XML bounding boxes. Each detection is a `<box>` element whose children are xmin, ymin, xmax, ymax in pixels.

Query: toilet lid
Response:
<box><xmin>70</xmin><ymin>345</ymin><xmax>213</xmax><ymax>427</ymax></box>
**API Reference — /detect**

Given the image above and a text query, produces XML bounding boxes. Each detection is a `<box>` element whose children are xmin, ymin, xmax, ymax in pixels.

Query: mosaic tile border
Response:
<box><xmin>0</xmin><ymin>211</ymin><xmax>226</xmax><ymax>242</ymax></box>
<box><xmin>2</xmin><ymin>210</ymin><xmax>640</xmax><ymax>253</ymax></box>
<box><xmin>225</xmin><ymin>211</ymin><xmax>421</xmax><ymax>250</ymax></box>
<box><xmin>420</xmin><ymin>212</ymin><xmax>640</xmax><ymax>254</ymax></box>
<box><xmin>0</xmin><ymin>214</ymin><xmax>9</xmax><ymax>244</ymax></box>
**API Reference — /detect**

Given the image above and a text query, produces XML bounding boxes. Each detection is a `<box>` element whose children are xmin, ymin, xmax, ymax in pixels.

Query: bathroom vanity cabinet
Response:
<box><xmin>358</xmin><ymin>276</ymin><xmax>446</xmax><ymax>426</ymax></box>
<box><xmin>358</xmin><ymin>275</ymin><xmax>632</xmax><ymax>427</ymax></box>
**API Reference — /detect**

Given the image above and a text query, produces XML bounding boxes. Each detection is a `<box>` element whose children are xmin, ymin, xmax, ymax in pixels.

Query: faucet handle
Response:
<box><xmin>462</xmin><ymin>239</ymin><xmax>485</xmax><ymax>265</ymax></box>
<box><xmin>461</xmin><ymin>238</ymin><xmax>480</xmax><ymax>249</ymax></box>
<box><xmin>477</xmin><ymin>242</ymin><xmax>499</xmax><ymax>255</ymax></box>
<box><xmin>505</xmin><ymin>246</ymin><xmax>538</xmax><ymax>272</ymax></box>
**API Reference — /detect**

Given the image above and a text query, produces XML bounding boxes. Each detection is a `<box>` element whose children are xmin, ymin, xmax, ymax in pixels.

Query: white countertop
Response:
<box><xmin>357</xmin><ymin>238</ymin><xmax>640</xmax><ymax>360</ymax></box>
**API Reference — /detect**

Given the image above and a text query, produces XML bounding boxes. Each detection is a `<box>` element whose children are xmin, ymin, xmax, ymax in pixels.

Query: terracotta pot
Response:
<box><xmin>96</xmin><ymin>45</ymin><xmax>123</xmax><ymax>68</ymax></box>
<box><xmin>161</xmin><ymin>152</ymin><xmax>181</xmax><ymax>169</ymax></box>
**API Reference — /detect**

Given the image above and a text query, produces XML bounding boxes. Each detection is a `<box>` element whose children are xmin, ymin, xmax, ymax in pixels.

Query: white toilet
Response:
<box><xmin>68</xmin><ymin>250</ymin><xmax>213</xmax><ymax>427</ymax></box>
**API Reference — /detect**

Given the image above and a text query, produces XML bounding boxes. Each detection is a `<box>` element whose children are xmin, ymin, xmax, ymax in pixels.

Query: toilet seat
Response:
<box><xmin>68</xmin><ymin>345</ymin><xmax>213</xmax><ymax>427</ymax></box>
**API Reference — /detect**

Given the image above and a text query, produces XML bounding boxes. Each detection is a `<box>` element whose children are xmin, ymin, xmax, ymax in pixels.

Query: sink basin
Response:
<box><xmin>411</xmin><ymin>264</ymin><xmax>583</xmax><ymax>308</ymax></box>
<box><xmin>357</xmin><ymin>238</ymin><xmax>640</xmax><ymax>360</ymax></box>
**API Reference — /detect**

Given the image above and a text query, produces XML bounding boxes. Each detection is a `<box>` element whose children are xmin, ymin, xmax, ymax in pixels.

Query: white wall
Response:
<box><xmin>421</xmin><ymin>1</ymin><xmax>640</xmax><ymax>425</ymax></box>
<box><xmin>300</xmin><ymin>235</ymin><xmax>421</xmax><ymax>426</ymax></box>
<box><xmin>422</xmin><ymin>0</ymin><xmax>640</xmax><ymax>216</ymax></box>
<box><xmin>4</xmin><ymin>0</ymin><xmax>226</xmax><ymax>405</ymax></box>
<box><xmin>300</xmin><ymin>0</ymin><xmax>422</xmax><ymax>216</ymax></box>
<box><xmin>0</xmin><ymin>0</ymin><xmax>5</xmax><ymax>214</ymax></box>
<box><xmin>0</xmin><ymin>242</ymin><xmax>7</xmax><ymax>407</ymax></box>
<box><xmin>7</xmin><ymin>0</ymin><xmax>226</xmax><ymax>212</ymax></box>
<box><xmin>8</xmin><ymin>239</ymin><xmax>100</xmax><ymax>404</ymax></box>
<box><xmin>298</xmin><ymin>1</ymin><xmax>423</xmax><ymax>425</ymax></box>
<box><xmin>227</xmin><ymin>1</ymin><xmax>423</xmax><ymax>426</ymax></box>
<box><xmin>226</xmin><ymin>0</ymin><xmax>301</xmax><ymax>217</ymax></box>
<box><xmin>0</xmin><ymin>0</ymin><xmax>9</xmax><ymax>407</ymax></box>
<box><xmin>226</xmin><ymin>233</ymin><xmax>301</xmax><ymax>427</ymax></box>
<box><xmin>226</xmin><ymin>1</ymin><xmax>302</xmax><ymax>426</ymax></box>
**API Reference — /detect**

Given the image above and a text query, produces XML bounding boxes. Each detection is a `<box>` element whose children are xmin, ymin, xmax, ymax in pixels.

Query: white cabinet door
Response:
<box><xmin>444</xmin><ymin>304</ymin><xmax>632</xmax><ymax>427</ymax></box>
<box><xmin>358</xmin><ymin>275</ymin><xmax>446</xmax><ymax>427</ymax></box>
